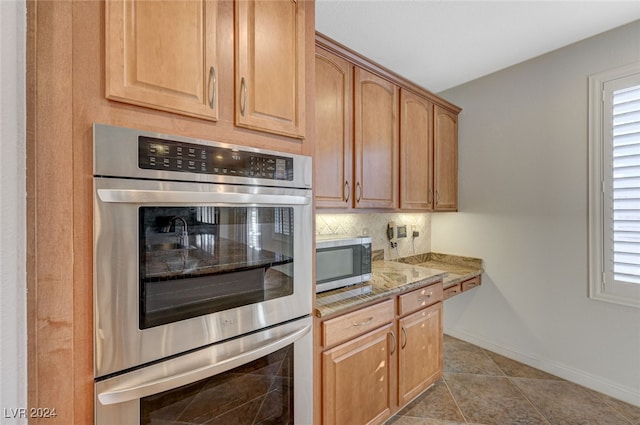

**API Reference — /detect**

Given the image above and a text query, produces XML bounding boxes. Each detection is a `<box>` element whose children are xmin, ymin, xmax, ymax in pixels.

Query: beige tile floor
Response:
<box><xmin>386</xmin><ymin>335</ymin><xmax>640</xmax><ymax>425</ymax></box>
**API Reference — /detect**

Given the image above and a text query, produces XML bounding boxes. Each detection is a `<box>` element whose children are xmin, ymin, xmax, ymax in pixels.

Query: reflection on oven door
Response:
<box><xmin>95</xmin><ymin>317</ymin><xmax>312</xmax><ymax>425</ymax></box>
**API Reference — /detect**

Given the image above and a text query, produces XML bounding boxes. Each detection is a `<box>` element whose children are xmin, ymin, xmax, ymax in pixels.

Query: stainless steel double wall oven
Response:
<box><xmin>93</xmin><ymin>124</ymin><xmax>313</xmax><ymax>424</ymax></box>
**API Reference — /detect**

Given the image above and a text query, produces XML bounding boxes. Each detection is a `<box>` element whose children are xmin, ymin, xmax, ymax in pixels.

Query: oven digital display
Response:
<box><xmin>138</xmin><ymin>136</ymin><xmax>294</xmax><ymax>181</ymax></box>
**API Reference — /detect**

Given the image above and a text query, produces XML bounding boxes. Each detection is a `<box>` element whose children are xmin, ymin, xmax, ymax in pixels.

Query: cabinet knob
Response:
<box><xmin>417</xmin><ymin>294</ymin><xmax>432</xmax><ymax>302</ymax></box>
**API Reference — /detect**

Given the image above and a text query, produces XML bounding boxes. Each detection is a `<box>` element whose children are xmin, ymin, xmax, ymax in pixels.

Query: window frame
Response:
<box><xmin>588</xmin><ymin>62</ymin><xmax>640</xmax><ymax>308</ymax></box>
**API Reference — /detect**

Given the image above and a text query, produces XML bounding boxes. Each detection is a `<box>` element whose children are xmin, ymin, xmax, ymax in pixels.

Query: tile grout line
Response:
<box><xmin>583</xmin><ymin>387</ymin><xmax>637</xmax><ymax>425</ymax></box>
<box><xmin>580</xmin><ymin>387</ymin><xmax>636</xmax><ymax>425</ymax></box>
<box><xmin>478</xmin><ymin>348</ymin><xmax>637</xmax><ymax>425</ymax></box>
<box><xmin>441</xmin><ymin>374</ymin><xmax>472</xmax><ymax>424</ymax></box>
<box><xmin>480</xmin><ymin>347</ymin><xmax>553</xmax><ymax>425</ymax></box>
<box><xmin>506</xmin><ymin>376</ymin><xmax>554</xmax><ymax>425</ymax></box>
<box><xmin>478</xmin><ymin>346</ymin><xmax>507</xmax><ymax>378</ymax></box>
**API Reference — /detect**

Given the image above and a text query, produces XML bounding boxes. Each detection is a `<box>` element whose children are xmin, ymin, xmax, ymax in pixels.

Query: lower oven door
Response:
<box><xmin>94</xmin><ymin>177</ymin><xmax>313</xmax><ymax>377</ymax></box>
<box><xmin>95</xmin><ymin>316</ymin><xmax>312</xmax><ymax>425</ymax></box>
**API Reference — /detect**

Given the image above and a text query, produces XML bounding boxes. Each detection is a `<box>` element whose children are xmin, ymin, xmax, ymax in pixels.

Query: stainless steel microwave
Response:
<box><xmin>316</xmin><ymin>235</ymin><xmax>372</xmax><ymax>293</ymax></box>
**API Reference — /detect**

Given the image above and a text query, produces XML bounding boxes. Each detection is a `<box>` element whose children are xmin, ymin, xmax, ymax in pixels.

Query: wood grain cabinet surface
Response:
<box><xmin>235</xmin><ymin>0</ymin><xmax>306</xmax><ymax>138</ymax></box>
<box><xmin>318</xmin><ymin>283</ymin><xmax>444</xmax><ymax>425</ymax></box>
<box><xmin>397</xmin><ymin>301</ymin><xmax>443</xmax><ymax>405</ymax></box>
<box><xmin>322</xmin><ymin>324</ymin><xmax>394</xmax><ymax>425</ymax></box>
<box><xmin>315</xmin><ymin>48</ymin><xmax>353</xmax><ymax>208</ymax></box>
<box><xmin>353</xmin><ymin>68</ymin><xmax>399</xmax><ymax>209</ymax></box>
<box><xmin>106</xmin><ymin>0</ymin><xmax>220</xmax><ymax>120</ymax></box>
<box><xmin>107</xmin><ymin>0</ymin><xmax>306</xmax><ymax>139</ymax></box>
<box><xmin>434</xmin><ymin>105</ymin><xmax>459</xmax><ymax>211</ymax></box>
<box><xmin>400</xmin><ymin>89</ymin><xmax>434</xmax><ymax>209</ymax></box>
<box><xmin>400</xmin><ymin>91</ymin><xmax>459</xmax><ymax>211</ymax></box>
<box><xmin>315</xmin><ymin>34</ymin><xmax>460</xmax><ymax>211</ymax></box>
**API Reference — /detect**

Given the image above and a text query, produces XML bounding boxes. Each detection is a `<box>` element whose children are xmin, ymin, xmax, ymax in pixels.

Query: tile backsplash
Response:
<box><xmin>316</xmin><ymin>213</ymin><xmax>431</xmax><ymax>260</ymax></box>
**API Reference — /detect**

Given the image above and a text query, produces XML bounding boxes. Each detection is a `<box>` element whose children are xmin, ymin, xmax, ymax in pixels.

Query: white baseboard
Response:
<box><xmin>444</xmin><ymin>328</ymin><xmax>640</xmax><ymax>408</ymax></box>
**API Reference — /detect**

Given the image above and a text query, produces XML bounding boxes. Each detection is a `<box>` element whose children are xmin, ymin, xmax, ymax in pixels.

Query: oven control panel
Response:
<box><xmin>138</xmin><ymin>136</ymin><xmax>294</xmax><ymax>181</ymax></box>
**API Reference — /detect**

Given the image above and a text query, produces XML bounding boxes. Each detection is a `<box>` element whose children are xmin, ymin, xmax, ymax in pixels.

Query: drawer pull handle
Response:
<box><xmin>417</xmin><ymin>294</ymin><xmax>432</xmax><ymax>302</ymax></box>
<box><xmin>352</xmin><ymin>316</ymin><xmax>373</xmax><ymax>327</ymax></box>
<box><xmin>344</xmin><ymin>181</ymin><xmax>350</xmax><ymax>203</ymax></box>
<box><xmin>389</xmin><ymin>330</ymin><xmax>397</xmax><ymax>355</ymax></box>
<box><xmin>207</xmin><ymin>66</ymin><xmax>217</xmax><ymax>109</ymax></box>
<box><xmin>401</xmin><ymin>327</ymin><xmax>407</xmax><ymax>349</ymax></box>
<box><xmin>240</xmin><ymin>77</ymin><xmax>247</xmax><ymax>117</ymax></box>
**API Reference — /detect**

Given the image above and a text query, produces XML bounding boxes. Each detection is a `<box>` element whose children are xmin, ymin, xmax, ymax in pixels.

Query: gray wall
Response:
<box><xmin>432</xmin><ymin>20</ymin><xmax>640</xmax><ymax>405</ymax></box>
<box><xmin>0</xmin><ymin>0</ymin><xmax>27</xmax><ymax>422</ymax></box>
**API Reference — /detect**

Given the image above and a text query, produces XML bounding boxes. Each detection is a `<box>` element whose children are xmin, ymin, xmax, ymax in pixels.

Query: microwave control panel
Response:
<box><xmin>138</xmin><ymin>136</ymin><xmax>294</xmax><ymax>181</ymax></box>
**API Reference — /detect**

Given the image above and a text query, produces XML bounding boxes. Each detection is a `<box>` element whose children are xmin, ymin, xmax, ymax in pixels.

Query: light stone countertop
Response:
<box><xmin>315</xmin><ymin>252</ymin><xmax>483</xmax><ymax>319</ymax></box>
<box><xmin>399</xmin><ymin>252</ymin><xmax>483</xmax><ymax>289</ymax></box>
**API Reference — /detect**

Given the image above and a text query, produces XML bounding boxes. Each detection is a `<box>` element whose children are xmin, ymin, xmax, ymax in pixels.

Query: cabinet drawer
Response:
<box><xmin>443</xmin><ymin>283</ymin><xmax>462</xmax><ymax>299</ymax></box>
<box><xmin>398</xmin><ymin>282</ymin><xmax>443</xmax><ymax>316</ymax></box>
<box><xmin>322</xmin><ymin>299</ymin><xmax>394</xmax><ymax>348</ymax></box>
<box><xmin>462</xmin><ymin>275</ymin><xmax>481</xmax><ymax>291</ymax></box>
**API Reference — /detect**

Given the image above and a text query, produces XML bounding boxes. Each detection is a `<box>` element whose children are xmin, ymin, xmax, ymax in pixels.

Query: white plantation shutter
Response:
<box><xmin>591</xmin><ymin>65</ymin><xmax>640</xmax><ymax>308</ymax></box>
<box><xmin>611</xmin><ymin>83</ymin><xmax>640</xmax><ymax>285</ymax></box>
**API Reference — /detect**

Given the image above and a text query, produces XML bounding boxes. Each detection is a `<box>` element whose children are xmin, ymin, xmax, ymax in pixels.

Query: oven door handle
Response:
<box><xmin>97</xmin><ymin>320</ymin><xmax>311</xmax><ymax>406</ymax></box>
<box><xmin>96</xmin><ymin>189</ymin><xmax>311</xmax><ymax>205</ymax></box>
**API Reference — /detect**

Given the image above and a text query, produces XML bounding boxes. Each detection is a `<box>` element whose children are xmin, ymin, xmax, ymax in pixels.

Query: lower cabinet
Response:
<box><xmin>398</xmin><ymin>302</ymin><xmax>443</xmax><ymax>405</ymax></box>
<box><xmin>319</xmin><ymin>283</ymin><xmax>444</xmax><ymax>425</ymax></box>
<box><xmin>444</xmin><ymin>275</ymin><xmax>482</xmax><ymax>300</ymax></box>
<box><xmin>322</xmin><ymin>324</ymin><xmax>394</xmax><ymax>425</ymax></box>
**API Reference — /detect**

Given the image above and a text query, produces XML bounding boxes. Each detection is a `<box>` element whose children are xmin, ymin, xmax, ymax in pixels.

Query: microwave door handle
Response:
<box><xmin>96</xmin><ymin>189</ymin><xmax>311</xmax><ymax>206</ymax></box>
<box><xmin>97</xmin><ymin>322</ymin><xmax>311</xmax><ymax>406</ymax></box>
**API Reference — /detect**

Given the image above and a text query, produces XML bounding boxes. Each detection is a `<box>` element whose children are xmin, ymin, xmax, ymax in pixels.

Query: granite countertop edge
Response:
<box><xmin>315</xmin><ymin>252</ymin><xmax>484</xmax><ymax>319</ymax></box>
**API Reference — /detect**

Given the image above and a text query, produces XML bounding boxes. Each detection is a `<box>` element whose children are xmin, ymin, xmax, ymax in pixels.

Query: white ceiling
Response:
<box><xmin>315</xmin><ymin>1</ymin><xmax>640</xmax><ymax>93</ymax></box>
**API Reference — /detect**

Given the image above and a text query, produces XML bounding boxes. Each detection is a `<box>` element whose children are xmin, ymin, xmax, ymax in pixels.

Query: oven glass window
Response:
<box><xmin>139</xmin><ymin>206</ymin><xmax>294</xmax><ymax>328</ymax></box>
<box><xmin>140</xmin><ymin>345</ymin><xmax>293</xmax><ymax>425</ymax></box>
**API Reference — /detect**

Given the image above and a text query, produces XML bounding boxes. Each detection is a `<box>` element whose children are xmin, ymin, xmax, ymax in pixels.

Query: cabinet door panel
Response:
<box><xmin>322</xmin><ymin>324</ymin><xmax>393</xmax><ymax>425</ymax></box>
<box><xmin>315</xmin><ymin>49</ymin><xmax>353</xmax><ymax>208</ymax></box>
<box><xmin>434</xmin><ymin>105</ymin><xmax>458</xmax><ymax>211</ymax></box>
<box><xmin>236</xmin><ymin>0</ymin><xmax>305</xmax><ymax>138</ymax></box>
<box><xmin>106</xmin><ymin>0</ymin><xmax>218</xmax><ymax>120</ymax></box>
<box><xmin>398</xmin><ymin>302</ymin><xmax>443</xmax><ymax>405</ymax></box>
<box><xmin>354</xmin><ymin>69</ymin><xmax>399</xmax><ymax>209</ymax></box>
<box><xmin>400</xmin><ymin>90</ymin><xmax>433</xmax><ymax>210</ymax></box>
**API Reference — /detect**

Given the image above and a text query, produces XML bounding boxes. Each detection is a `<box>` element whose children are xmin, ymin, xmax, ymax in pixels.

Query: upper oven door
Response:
<box><xmin>94</xmin><ymin>177</ymin><xmax>313</xmax><ymax>378</ymax></box>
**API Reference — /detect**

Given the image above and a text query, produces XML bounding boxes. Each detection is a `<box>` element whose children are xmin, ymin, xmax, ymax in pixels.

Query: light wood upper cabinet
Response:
<box><xmin>400</xmin><ymin>90</ymin><xmax>459</xmax><ymax>211</ymax></box>
<box><xmin>315</xmin><ymin>49</ymin><xmax>353</xmax><ymax>208</ymax></box>
<box><xmin>397</xmin><ymin>302</ymin><xmax>443</xmax><ymax>405</ymax></box>
<box><xmin>235</xmin><ymin>0</ymin><xmax>306</xmax><ymax>139</ymax></box>
<box><xmin>434</xmin><ymin>105</ymin><xmax>459</xmax><ymax>211</ymax></box>
<box><xmin>354</xmin><ymin>68</ymin><xmax>399</xmax><ymax>209</ymax></box>
<box><xmin>400</xmin><ymin>90</ymin><xmax>434</xmax><ymax>210</ymax></box>
<box><xmin>315</xmin><ymin>34</ymin><xmax>460</xmax><ymax>211</ymax></box>
<box><xmin>107</xmin><ymin>0</ymin><xmax>308</xmax><ymax>143</ymax></box>
<box><xmin>322</xmin><ymin>324</ymin><xmax>394</xmax><ymax>425</ymax></box>
<box><xmin>106</xmin><ymin>0</ymin><xmax>219</xmax><ymax>120</ymax></box>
